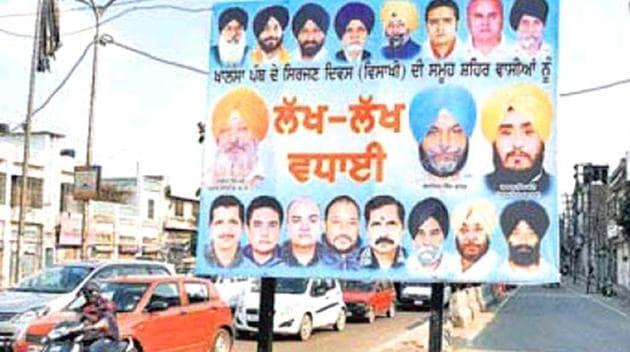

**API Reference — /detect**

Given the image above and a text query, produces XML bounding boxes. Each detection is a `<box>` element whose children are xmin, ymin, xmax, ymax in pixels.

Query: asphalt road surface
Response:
<box><xmin>233</xmin><ymin>310</ymin><xmax>428</xmax><ymax>352</ymax></box>
<box><xmin>469</xmin><ymin>284</ymin><xmax>630</xmax><ymax>352</ymax></box>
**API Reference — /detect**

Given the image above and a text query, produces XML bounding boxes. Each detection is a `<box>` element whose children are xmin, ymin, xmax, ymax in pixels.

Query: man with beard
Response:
<box><xmin>498</xmin><ymin>200</ymin><xmax>553</xmax><ymax>279</ymax></box>
<box><xmin>359</xmin><ymin>195</ymin><xmax>407</xmax><ymax>270</ymax></box>
<box><xmin>334</xmin><ymin>2</ymin><xmax>375</xmax><ymax>63</ymax></box>
<box><xmin>380</xmin><ymin>0</ymin><xmax>421</xmax><ymax>60</ymax></box>
<box><xmin>509</xmin><ymin>0</ymin><xmax>551</xmax><ymax>59</ymax></box>
<box><xmin>465</xmin><ymin>0</ymin><xmax>508</xmax><ymax>60</ymax></box>
<box><xmin>281</xmin><ymin>197</ymin><xmax>324</xmax><ymax>267</ymax></box>
<box><xmin>251</xmin><ymin>5</ymin><xmax>290</xmax><ymax>65</ymax></box>
<box><xmin>209</xmin><ymin>87</ymin><xmax>269</xmax><ymax>188</ymax></box>
<box><xmin>423</xmin><ymin>0</ymin><xmax>463</xmax><ymax>60</ymax></box>
<box><xmin>406</xmin><ymin>198</ymin><xmax>456</xmax><ymax>276</ymax></box>
<box><xmin>321</xmin><ymin>195</ymin><xmax>363</xmax><ymax>270</ymax></box>
<box><xmin>452</xmin><ymin>199</ymin><xmax>499</xmax><ymax>281</ymax></box>
<box><xmin>481</xmin><ymin>83</ymin><xmax>554</xmax><ymax>194</ymax></box>
<box><xmin>292</xmin><ymin>3</ymin><xmax>330</xmax><ymax>62</ymax></box>
<box><xmin>243</xmin><ymin>196</ymin><xmax>283</xmax><ymax>268</ymax></box>
<box><xmin>409</xmin><ymin>85</ymin><xmax>477</xmax><ymax>179</ymax></box>
<box><xmin>205</xmin><ymin>195</ymin><xmax>244</xmax><ymax>268</ymax></box>
<box><xmin>210</xmin><ymin>7</ymin><xmax>249</xmax><ymax>67</ymax></box>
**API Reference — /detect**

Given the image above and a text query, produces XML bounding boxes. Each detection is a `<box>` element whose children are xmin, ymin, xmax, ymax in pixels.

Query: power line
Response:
<box><xmin>0</xmin><ymin>0</ymin><xmax>161</xmax><ymax>19</ymax></box>
<box><xmin>103</xmin><ymin>35</ymin><xmax>208</xmax><ymax>75</ymax></box>
<box><xmin>11</xmin><ymin>41</ymin><xmax>95</xmax><ymax>132</ymax></box>
<box><xmin>0</xmin><ymin>4</ymin><xmax>211</xmax><ymax>38</ymax></box>
<box><xmin>559</xmin><ymin>78</ymin><xmax>630</xmax><ymax>97</ymax></box>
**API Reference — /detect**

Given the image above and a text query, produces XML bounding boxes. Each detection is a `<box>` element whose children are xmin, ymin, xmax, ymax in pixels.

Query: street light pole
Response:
<box><xmin>77</xmin><ymin>0</ymin><xmax>116</xmax><ymax>259</ymax></box>
<box><xmin>14</xmin><ymin>0</ymin><xmax>44</xmax><ymax>284</ymax></box>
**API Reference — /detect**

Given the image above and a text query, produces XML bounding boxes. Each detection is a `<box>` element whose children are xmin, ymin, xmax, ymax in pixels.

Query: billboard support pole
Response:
<box><xmin>257</xmin><ymin>277</ymin><xmax>276</xmax><ymax>352</ymax></box>
<box><xmin>428</xmin><ymin>283</ymin><xmax>445</xmax><ymax>352</ymax></box>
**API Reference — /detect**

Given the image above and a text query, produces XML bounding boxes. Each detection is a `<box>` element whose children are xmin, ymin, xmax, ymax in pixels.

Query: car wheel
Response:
<box><xmin>299</xmin><ymin>314</ymin><xmax>313</xmax><ymax>341</ymax></box>
<box><xmin>366</xmin><ymin>306</ymin><xmax>376</xmax><ymax>324</ymax></box>
<box><xmin>386</xmin><ymin>303</ymin><xmax>396</xmax><ymax>318</ymax></box>
<box><xmin>211</xmin><ymin>328</ymin><xmax>233</xmax><ymax>352</ymax></box>
<box><xmin>334</xmin><ymin>309</ymin><xmax>346</xmax><ymax>331</ymax></box>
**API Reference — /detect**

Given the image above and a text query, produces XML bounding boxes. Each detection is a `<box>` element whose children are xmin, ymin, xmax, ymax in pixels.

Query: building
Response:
<box><xmin>607</xmin><ymin>152</ymin><xmax>630</xmax><ymax>293</ymax></box>
<box><xmin>163</xmin><ymin>191</ymin><xmax>199</xmax><ymax>273</ymax></box>
<box><xmin>0</xmin><ymin>130</ymin><xmax>76</xmax><ymax>286</ymax></box>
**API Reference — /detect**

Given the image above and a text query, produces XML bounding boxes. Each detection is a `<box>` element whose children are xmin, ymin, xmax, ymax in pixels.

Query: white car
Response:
<box><xmin>212</xmin><ymin>276</ymin><xmax>253</xmax><ymax>311</ymax></box>
<box><xmin>234</xmin><ymin>278</ymin><xmax>347</xmax><ymax>341</ymax></box>
<box><xmin>397</xmin><ymin>282</ymin><xmax>452</xmax><ymax>309</ymax></box>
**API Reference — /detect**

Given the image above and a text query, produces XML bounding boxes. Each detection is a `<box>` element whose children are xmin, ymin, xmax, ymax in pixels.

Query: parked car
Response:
<box><xmin>234</xmin><ymin>278</ymin><xmax>346</xmax><ymax>341</ymax></box>
<box><xmin>212</xmin><ymin>277</ymin><xmax>253</xmax><ymax>312</ymax></box>
<box><xmin>397</xmin><ymin>282</ymin><xmax>452</xmax><ymax>309</ymax></box>
<box><xmin>0</xmin><ymin>260</ymin><xmax>174</xmax><ymax>349</ymax></box>
<box><xmin>14</xmin><ymin>275</ymin><xmax>233</xmax><ymax>352</ymax></box>
<box><xmin>341</xmin><ymin>280</ymin><xmax>396</xmax><ymax>323</ymax></box>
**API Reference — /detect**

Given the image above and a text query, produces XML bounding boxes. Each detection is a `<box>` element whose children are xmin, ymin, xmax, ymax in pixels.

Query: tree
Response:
<box><xmin>618</xmin><ymin>195</ymin><xmax>630</xmax><ymax>241</ymax></box>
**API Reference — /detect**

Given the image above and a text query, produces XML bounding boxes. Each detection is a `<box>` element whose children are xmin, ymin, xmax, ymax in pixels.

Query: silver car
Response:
<box><xmin>0</xmin><ymin>260</ymin><xmax>174</xmax><ymax>348</ymax></box>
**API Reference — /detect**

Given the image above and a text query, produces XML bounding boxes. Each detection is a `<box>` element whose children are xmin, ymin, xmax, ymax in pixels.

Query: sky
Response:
<box><xmin>1</xmin><ymin>0</ymin><xmax>629</xmax><ymax>199</ymax></box>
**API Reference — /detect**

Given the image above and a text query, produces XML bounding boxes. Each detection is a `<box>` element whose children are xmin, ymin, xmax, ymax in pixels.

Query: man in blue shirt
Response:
<box><xmin>243</xmin><ymin>196</ymin><xmax>284</xmax><ymax>267</ymax></box>
<box><xmin>320</xmin><ymin>195</ymin><xmax>363</xmax><ymax>270</ymax></box>
<box><xmin>380</xmin><ymin>0</ymin><xmax>421</xmax><ymax>60</ymax></box>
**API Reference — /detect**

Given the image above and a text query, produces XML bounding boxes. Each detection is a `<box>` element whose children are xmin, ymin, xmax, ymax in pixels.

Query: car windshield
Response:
<box><xmin>252</xmin><ymin>278</ymin><xmax>308</xmax><ymax>294</ymax></box>
<box><xmin>12</xmin><ymin>266</ymin><xmax>93</xmax><ymax>294</ymax></box>
<box><xmin>67</xmin><ymin>282</ymin><xmax>149</xmax><ymax>313</ymax></box>
<box><xmin>342</xmin><ymin>280</ymin><xmax>374</xmax><ymax>292</ymax></box>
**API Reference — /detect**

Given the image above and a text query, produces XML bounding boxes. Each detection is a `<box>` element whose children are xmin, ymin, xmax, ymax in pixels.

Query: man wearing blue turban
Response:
<box><xmin>334</xmin><ymin>2</ymin><xmax>375</xmax><ymax>63</ymax></box>
<box><xmin>408</xmin><ymin>85</ymin><xmax>477</xmax><ymax>177</ymax></box>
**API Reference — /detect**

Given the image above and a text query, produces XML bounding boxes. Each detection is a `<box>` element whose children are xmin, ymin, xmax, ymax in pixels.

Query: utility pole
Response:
<box><xmin>14</xmin><ymin>0</ymin><xmax>44</xmax><ymax>284</ymax></box>
<box><xmin>77</xmin><ymin>0</ymin><xmax>117</xmax><ymax>259</ymax></box>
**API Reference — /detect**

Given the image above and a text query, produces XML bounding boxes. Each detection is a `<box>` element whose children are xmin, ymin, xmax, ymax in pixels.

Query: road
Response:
<box><xmin>233</xmin><ymin>310</ymin><xmax>428</xmax><ymax>352</ymax></box>
<box><xmin>468</xmin><ymin>283</ymin><xmax>630</xmax><ymax>352</ymax></box>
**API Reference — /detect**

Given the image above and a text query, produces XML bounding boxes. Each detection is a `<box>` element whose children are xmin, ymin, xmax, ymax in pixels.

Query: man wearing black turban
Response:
<box><xmin>211</xmin><ymin>7</ymin><xmax>249</xmax><ymax>67</ymax></box>
<box><xmin>334</xmin><ymin>2</ymin><xmax>374</xmax><ymax>63</ymax></box>
<box><xmin>292</xmin><ymin>3</ymin><xmax>330</xmax><ymax>62</ymax></box>
<box><xmin>509</xmin><ymin>0</ymin><xmax>551</xmax><ymax>59</ymax></box>
<box><xmin>406</xmin><ymin>198</ymin><xmax>453</xmax><ymax>274</ymax></box>
<box><xmin>499</xmin><ymin>200</ymin><xmax>553</xmax><ymax>278</ymax></box>
<box><xmin>251</xmin><ymin>5</ymin><xmax>291</xmax><ymax>65</ymax></box>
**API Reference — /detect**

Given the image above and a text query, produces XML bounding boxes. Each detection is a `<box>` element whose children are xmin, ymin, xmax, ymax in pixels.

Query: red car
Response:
<box><xmin>341</xmin><ymin>280</ymin><xmax>396</xmax><ymax>323</ymax></box>
<box><xmin>14</xmin><ymin>275</ymin><xmax>234</xmax><ymax>352</ymax></box>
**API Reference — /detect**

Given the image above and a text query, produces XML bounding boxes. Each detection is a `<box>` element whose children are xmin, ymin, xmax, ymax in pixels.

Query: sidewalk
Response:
<box><xmin>563</xmin><ymin>275</ymin><xmax>630</xmax><ymax>317</ymax></box>
<box><xmin>372</xmin><ymin>287</ymin><xmax>516</xmax><ymax>352</ymax></box>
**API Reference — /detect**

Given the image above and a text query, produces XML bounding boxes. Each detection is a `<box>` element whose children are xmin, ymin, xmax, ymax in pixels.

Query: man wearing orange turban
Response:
<box><xmin>481</xmin><ymin>84</ymin><xmax>554</xmax><ymax>194</ymax></box>
<box><xmin>210</xmin><ymin>87</ymin><xmax>269</xmax><ymax>188</ymax></box>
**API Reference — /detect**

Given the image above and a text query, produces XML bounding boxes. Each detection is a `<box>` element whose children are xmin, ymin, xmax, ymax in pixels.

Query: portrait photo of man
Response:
<box><xmin>334</xmin><ymin>2</ymin><xmax>375</xmax><ymax>63</ymax></box>
<box><xmin>498</xmin><ymin>200</ymin><xmax>553</xmax><ymax>279</ymax></box>
<box><xmin>281</xmin><ymin>197</ymin><xmax>323</xmax><ymax>267</ymax></box>
<box><xmin>208</xmin><ymin>87</ymin><xmax>269</xmax><ymax>188</ymax></box>
<box><xmin>423</xmin><ymin>0</ymin><xmax>463</xmax><ymax>60</ymax></box>
<box><xmin>251</xmin><ymin>5</ymin><xmax>291</xmax><ymax>65</ymax></box>
<box><xmin>406</xmin><ymin>197</ymin><xmax>455</xmax><ymax>275</ymax></box>
<box><xmin>243</xmin><ymin>196</ymin><xmax>283</xmax><ymax>268</ymax></box>
<box><xmin>321</xmin><ymin>195</ymin><xmax>363</xmax><ymax>270</ymax></box>
<box><xmin>205</xmin><ymin>195</ymin><xmax>244</xmax><ymax>268</ymax></box>
<box><xmin>380</xmin><ymin>0</ymin><xmax>421</xmax><ymax>60</ymax></box>
<box><xmin>452</xmin><ymin>199</ymin><xmax>500</xmax><ymax>280</ymax></box>
<box><xmin>409</xmin><ymin>85</ymin><xmax>477</xmax><ymax>179</ymax></box>
<box><xmin>359</xmin><ymin>195</ymin><xmax>407</xmax><ymax>270</ymax></box>
<box><xmin>465</xmin><ymin>0</ymin><xmax>508</xmax><ymax>60</ymax></box>
<box><xmin>211</xmin><ymin>7</ymin><xmax>249</xmax><ymax>67</ymax></box>
<box><xmin>481</xmin><ymin>84</ymin><xmax>554</xmax><ymax>194</ymax></box>
<box><xmin>509</xmin><ymin>0</ymin><xmax>551</xmax><ymax>59</ymax></box>
<box><xmin>292</xmin><ymin>3</ymin><xmax>330</xmax><ymax>63</ymax></box>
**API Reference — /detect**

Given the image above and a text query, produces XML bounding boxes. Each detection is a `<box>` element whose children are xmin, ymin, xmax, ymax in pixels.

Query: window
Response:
<box><xmin>60</xmin><ymin>183</ymin><xmax>74</xmax><ymax>211</ymax></box>
<box><xmin>149</xmin><ymin>283</ymin><xmax>180</xmax><ymax>308</ymax></box>
<box><xmin>0</xmin><ymin>172</ymin><xmax>6</xmax><ymax>205</ymax></box>
<box><xmin>146</xmin><ymin>265</ymin><xmax>170</xmax><ymax>275</ymax></box>
<box><xmin>10</xmin><ymin>176</ymin><xmax>44</xmax><ymax>208</ymax></box>
<box><xmin>147</xmin><ymin>199</ymin><xmax>155</xmax><ymax>219</ymax></box>
<box><xmin>192</xmin><ymin>202</ymin><xmax>199</xmax><ymax>219</ymax></box>
<box><xmin>184</xmin><ymin>282</ymin><xmax>209</xmax><ymax>304</ymax></box>
<box><xmin>174</xmin><ymin>199</ymin><xmax>184</xmax><ymax>217</ymax></box>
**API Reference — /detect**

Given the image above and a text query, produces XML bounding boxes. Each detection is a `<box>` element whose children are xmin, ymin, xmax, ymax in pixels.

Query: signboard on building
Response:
<box><xmin>196</xmin><ymin>0</ymin><xmax>560</xmax><ymax>284</ymax></box>
<box><xmin>74</xmin><ymin>166</ymin><xmax>101</xmax><ymax>200</ymax></box>
<box><xmin>59</xmin><ymin>212</ymin><xmax>82</xmax><ymax>246</ymax></box>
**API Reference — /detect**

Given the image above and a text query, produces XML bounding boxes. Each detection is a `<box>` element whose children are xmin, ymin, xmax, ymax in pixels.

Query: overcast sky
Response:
<box><xmin>1</xmin><ymin>0</ymin><xmax>629</xmax><ymax>198</ymax></box>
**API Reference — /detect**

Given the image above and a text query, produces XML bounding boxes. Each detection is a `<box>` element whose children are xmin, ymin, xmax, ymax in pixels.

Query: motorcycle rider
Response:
<box><xmin>80</xmin><ymin>281</ymin><xmax>123</xmax><ymax>351</ymax></box>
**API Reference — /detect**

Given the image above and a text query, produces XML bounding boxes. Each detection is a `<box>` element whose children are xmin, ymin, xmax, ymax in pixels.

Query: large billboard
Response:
<box><xmin>196</xmin><ymin>0</ymin><xmax>559</xmax><ymax>283</ymax></box>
